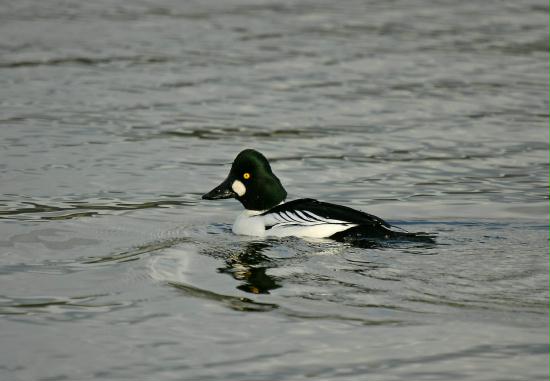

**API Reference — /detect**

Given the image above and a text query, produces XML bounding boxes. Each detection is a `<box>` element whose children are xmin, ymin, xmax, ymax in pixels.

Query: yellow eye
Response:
<box><xmin>243</xmin><ymin>172</ymin><xmax>251</xmax><ymax>180</ymax></box>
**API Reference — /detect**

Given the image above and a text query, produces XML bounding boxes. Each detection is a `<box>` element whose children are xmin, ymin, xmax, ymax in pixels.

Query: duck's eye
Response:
<box><xmin>243</xmin><ymin>172</ymin><xmax>251</xmax><ymax>180</ymax></box>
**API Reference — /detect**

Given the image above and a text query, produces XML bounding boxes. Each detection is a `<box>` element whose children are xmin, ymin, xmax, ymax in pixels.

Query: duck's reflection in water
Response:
<box><xmin>217</xmin><ymin>241</ymin><xmax>281</xmax><ymax>294</ymax></box>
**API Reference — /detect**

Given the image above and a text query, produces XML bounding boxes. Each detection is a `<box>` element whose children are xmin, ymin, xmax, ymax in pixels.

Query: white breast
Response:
<box><xmin>232</xmin><ymin>210</ymin><xmax>267</xmax><ymax>237</ymax></box>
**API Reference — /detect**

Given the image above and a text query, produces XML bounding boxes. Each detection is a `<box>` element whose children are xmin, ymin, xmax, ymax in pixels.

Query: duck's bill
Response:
<box><xmin>202</xmin><ymin>177</ymin><xmax>237</xmax><ymax>200</ymax></box>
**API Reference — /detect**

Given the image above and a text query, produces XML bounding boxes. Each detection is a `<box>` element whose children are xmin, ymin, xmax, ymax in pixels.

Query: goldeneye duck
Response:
<box><xmin>202</xmin><ymin>149</ymin><xmax>433</xmax><ymax>241</ymax></box>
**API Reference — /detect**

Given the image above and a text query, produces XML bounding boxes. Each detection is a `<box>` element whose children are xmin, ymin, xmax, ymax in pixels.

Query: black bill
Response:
<box><xmin>202</xmin><ymin>177</ymin><xmax>237</xmax><ymax>200</ymax></box>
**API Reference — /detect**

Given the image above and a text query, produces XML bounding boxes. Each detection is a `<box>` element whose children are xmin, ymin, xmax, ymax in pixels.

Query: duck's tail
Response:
<box><xmin>385</xmin><ymin>224</ymin><xmax>437</xmax><ymax>242</ymax></box>
<box><xmin>330</xmin><ymin>224</ymin><xmax>437</xmax><ymax>244</ymax></box>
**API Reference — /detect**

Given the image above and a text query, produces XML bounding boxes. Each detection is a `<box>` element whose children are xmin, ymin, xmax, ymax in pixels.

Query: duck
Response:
<box><xmin>202</xmin><ymin>149</ymin><xmax>433</xmax><ymax>241</ymax></box>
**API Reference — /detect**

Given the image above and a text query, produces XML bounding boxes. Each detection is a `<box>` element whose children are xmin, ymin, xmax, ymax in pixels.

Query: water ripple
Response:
<box><xmin>0</xmin><ymin>55</ymin><xmax>173</xmax><ymax>68</ymax></box>
<box><xmin>0</xmin><ymin>197</ymin><xmax>196</xmax><ymax>221</ymax></box>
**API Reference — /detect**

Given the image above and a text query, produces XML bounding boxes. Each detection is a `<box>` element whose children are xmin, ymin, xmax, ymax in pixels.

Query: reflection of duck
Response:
<box><xmin>203</xmin><ymin>149</ymin><xmax>434</xmax><ymax>242</ymax></box>
<box><xmin>217</xmin><ymin>241</ymin><xmax>281</xmax><ymax>294</ymax></box>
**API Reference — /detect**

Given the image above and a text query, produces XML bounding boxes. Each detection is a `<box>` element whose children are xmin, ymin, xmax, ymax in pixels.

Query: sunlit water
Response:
<box><xmin>1</xmin><ymin>1</ymin><xmax>548</xmax><ymax>380</ymax></box>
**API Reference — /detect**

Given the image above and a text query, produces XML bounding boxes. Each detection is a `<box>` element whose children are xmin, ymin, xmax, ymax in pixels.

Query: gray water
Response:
<box><xmin>0</xmin><ymin>1</ymin><xmax>548</xmax><ymax>380</ymax></box>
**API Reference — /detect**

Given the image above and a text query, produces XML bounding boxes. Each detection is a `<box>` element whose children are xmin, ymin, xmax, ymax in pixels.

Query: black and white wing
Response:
<box><xmin>261</xmin><ymin>198</ymin><xmax>384</xmax><ymax>238</ymax></box>
<box><xmin>261</xmin><ymin>198</ymin><xmax>427</xmax><ymax>240</ymax></box>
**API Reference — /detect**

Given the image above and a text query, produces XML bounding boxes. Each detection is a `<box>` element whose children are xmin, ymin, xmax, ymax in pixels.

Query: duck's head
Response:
<box><xmin>202</xmin><ymin>149</ymin><xmax>287</xmax><ymax>211</ymax></box>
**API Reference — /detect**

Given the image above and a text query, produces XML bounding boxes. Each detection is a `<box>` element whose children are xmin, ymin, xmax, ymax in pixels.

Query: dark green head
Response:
<box><xmin>202</xmin><ymin>149</ymin><xmax>287</xmax><ymax>211</ymax></box>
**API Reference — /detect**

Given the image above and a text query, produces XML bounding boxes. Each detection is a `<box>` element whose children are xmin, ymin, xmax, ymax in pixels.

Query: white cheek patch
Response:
<box><xmin>231</xmin><ymin>180</ymin><xmax>246</xmax><ymax>197</ymax></box>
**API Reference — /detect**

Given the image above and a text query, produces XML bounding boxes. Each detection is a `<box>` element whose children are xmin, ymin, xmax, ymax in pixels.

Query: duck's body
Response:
<box><xmin>202</xmin><ymin>149</ymin><xmax>432</xmax><ymax>241</ymax></box>
<box><xmin>232</xmin><ymin>198</ymin><xmax>408</xmax><ymax>239</ymax></box>
<box><xmin>232</xmin><ymin>199</ymin><xmax>358</xmax><ymax>238</ymax></box>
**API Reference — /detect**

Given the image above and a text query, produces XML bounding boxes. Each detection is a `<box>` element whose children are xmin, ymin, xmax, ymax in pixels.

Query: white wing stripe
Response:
<box><xmin>302</xmin><ymin>210</ymin><xmax>324</xmax><ymax>222</ymax></box>
<box><xmin>304</xmin><ymin>211</ymin><xmax>335</xmax><ymax>223</ymax></box>
<box><xmin>279</xmin><ymin>212</ymin><xmax>293</xmax><ymax>222</ymax></box>
<box><xmin>271</xmin><ymin>221</ymin><xmax>355</xmax><ymax>228</ymax></box>
<box><xmin>302</xmin><ymin>210</ymin><xmax>348</xmax><ymax>224</ymax></box>
<box><xmin>291</xmin><ymin>211</ymin><xmax>310</xmax><ymax>223</ymax></box>
<box><xmin>273</xmin><ymin>213</ymin><xmax>286</xmax><ymax>222</ymax></box>
<box><xmin>284</xmin><ymin>211</ymin><xmax>308</xmax><ymax>223</ymax></box>
<box><xmin>283</xmin><ymin>211</ymin><xmax>296</xmax><ymax>222</ymax></box>
<box><xmin>266</xmin><ymin>209</ymin><xmax>353</xmax><ymax>228</ymax></box>
<box><xmin>295</xmin><ymin>210</ymin><xmax>317</xmax><ymax>222</ymax></box>
<box><xmin>272</xmin><ymin>221</ymin><xmax>321</xmax><ymax>227</ymax></box>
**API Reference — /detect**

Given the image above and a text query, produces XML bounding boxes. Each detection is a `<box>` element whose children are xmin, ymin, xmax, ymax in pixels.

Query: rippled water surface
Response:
<box><xmin>1</xmin><ymin>1</ymin><xmax>548</xmax><ymax>380</ymax></box>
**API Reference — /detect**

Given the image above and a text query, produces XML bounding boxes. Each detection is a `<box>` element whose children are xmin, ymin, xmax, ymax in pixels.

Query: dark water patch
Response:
<box><xmin>159</xmin><ymin>78</ymin><xmax>220</xmax><ymax>88</ymax></box>
<box><xmin>491</xmin><ymin>38</ymin><xmax>550</xmax><ymax>55</ymax></box>
<box><xmin>378</xmin><ymin>343</ymin><xmax>549</xmax><ymax>369</ymax></box>
<box><xmin>83</xmin><ymin>237</ymin><xmax>189</xmax><ymax>265</ymax></box>
<box><xmin>281</xmin><ymin>310</ymin><xmax>408</xmax><ymax>327</ymax></box>
<box><xmin>404</xmin><ymin>294</ymin><xmax>547</xmax><ymax>315</ymax></box>
<box><xmin>239</xmin><ymin>32</ymin><xmax>285</xmax><ymax>42</ymax></box>
<box><xmin>0</xmin><ymin>294</ymin><xmax>126</xmax><ymax>317</ymax></box>
<box><xmin>41</xmin><ymin>211</ymin><xmax>99</xmax><ymax>221</ymax></box>
<box><xmin>127</xmin><ymin>126</ymin><xmax>327</xmax><ymax>142</ymax></box>
<box><xmin>0</xmin><ymin>55</ymin><xmax>173</xmax><ymax>68</ymax></box>
<box><xmin>219</xmin><ymin>245</ymin><xmax>275</xmax><ymax>283</ymax></box>
<box><xmin>268</xmin><ymin>153</ymin><xmax>350</xmax><ymax>163</ymax></box>
<box><xmin>167</xmin><ymin>281</ymin><xmax>278</xmax><ymax>312</ymax></box>
<box><xmin>0</xmin><ymin>198</ymin><xmax>195</xmax><ymax>221</ymax></box>
<box><xmin>271</xmin><ymin>147</ymin><xmax>543</xmax><ymax>165</ymax></box>
<box><xmin>0</xmin><ymin>228</ymin><xmax>100</xmax><ymax>250</ymax></box>
<box><xmin>0</xmin><ymin>261</ymin><xmax>81</xmax><ymax>277</ymax></box>
<box><xmin>214</xmin><ymin>241</ymin><xmax>285</xmax><ymax>294</ymax></box>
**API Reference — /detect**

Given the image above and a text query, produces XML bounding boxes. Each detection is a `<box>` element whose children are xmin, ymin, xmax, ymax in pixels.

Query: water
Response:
<box><xmin>0</xmin><ymin>1</ymin><xmax>548</xmax><ymax>380</ymax></box>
